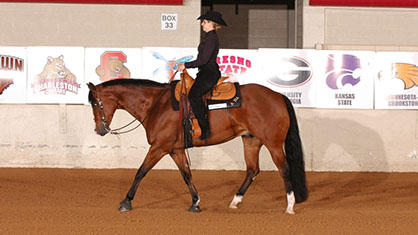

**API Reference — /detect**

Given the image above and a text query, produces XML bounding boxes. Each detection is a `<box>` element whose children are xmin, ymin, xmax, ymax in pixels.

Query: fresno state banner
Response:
<box><xmin>217</xmin><ymin>49</ymin><xmax>257</xmax><ymax>84</ymax></box>
<box><xmin>0</xmin><ymin>0</ymin><xmax>182</xmax><ymax>4</ymax></box>
<box><xmin>310</xmin><ymin>0</ymin><xmax>418</xmax><ymax>8</ymax></box>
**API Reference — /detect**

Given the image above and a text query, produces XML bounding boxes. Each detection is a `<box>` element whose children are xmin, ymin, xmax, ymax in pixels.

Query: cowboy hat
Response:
<box><xmin>197</xmin><ymin>10</ymin><xmax>227</xmax><ymax>26</ymax></box>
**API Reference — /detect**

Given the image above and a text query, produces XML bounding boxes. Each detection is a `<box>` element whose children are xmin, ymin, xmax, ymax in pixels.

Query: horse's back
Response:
<box><xmin>239</xmin><ymin>83</ymin><xmax>286</xmax><ymax>103</ymax></box>
<box><xmin>230</xmin><ymin>83</ymin><xmax>290</xmax><ymax>142</ymax></box>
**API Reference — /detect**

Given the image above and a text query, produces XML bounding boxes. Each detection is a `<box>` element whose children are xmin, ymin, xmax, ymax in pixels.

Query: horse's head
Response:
<box><xmin>87</xmin><ymin>82</ymin><xmax>117</xmax><ymax>136</ymax></box>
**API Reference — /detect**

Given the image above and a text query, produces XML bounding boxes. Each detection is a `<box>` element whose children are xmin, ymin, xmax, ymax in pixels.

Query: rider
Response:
<box><xmin>177</xmin><ymin>10</ymin><xmax>227</xmax><ymax>140</ymax></box>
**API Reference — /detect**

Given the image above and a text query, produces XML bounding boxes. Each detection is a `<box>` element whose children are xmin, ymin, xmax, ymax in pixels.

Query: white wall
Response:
<box><xmin>0</xmin><ymin>1</ymin><xmax>201</xmax><ymax>47</ymax></box>
<box><xmin>1</xmin><ymin>105</ymin><xmax>417</xmax><ymax>172</ymax></box>
<box><xmin>302</xmin><ymin>0</ymin><xmax>418</xmax><ymax>49</ymax></box>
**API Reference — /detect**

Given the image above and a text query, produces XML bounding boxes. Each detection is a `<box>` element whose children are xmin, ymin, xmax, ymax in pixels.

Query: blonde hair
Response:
<box><xmin>205</xmin><ymin>20</ymin><xmax>222</xmax><ymax>30</ymax></box>
<box><xmin>213</xmin><ymin>22</ymin><xmax>222</xmax><ymax>30</ymax></box>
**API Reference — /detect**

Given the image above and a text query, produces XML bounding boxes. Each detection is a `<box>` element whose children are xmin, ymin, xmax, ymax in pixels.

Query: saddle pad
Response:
<box><xmin>206</xmin><ymin>83</ymin><xmax>241</xmax><ymax>110</ymax></box>
<box><xmin>170</xmin><ymin>81</ymin><xmax>241</xmax><ymax>111</ymax></box>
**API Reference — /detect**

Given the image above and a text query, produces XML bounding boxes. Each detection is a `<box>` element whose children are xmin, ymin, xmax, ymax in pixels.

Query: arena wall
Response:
<box><xmin>0</xmin><ymin>1</ymin><xmax>201</xmax><ymax>47</ymax></box>
<box><xmin>0</xmin><ymin>0</ymin><xmax>417</xmax><ymax>172</ymax></box>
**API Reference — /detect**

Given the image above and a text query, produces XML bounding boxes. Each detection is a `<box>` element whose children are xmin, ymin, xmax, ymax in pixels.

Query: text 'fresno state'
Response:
<box><xmin>217</xmin><ymin>55</ymin><xmax>251</xmax><ymax>76</ymax></box>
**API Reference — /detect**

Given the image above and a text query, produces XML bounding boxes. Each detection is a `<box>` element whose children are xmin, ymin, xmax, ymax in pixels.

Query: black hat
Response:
<box><xmin>197</xmin><ymin>10</ymin><xmax>227</xmax><ymax>26</ymax></box>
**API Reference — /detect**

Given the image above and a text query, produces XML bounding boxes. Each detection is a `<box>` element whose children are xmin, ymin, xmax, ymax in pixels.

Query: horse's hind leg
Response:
<box><xmin>119</xmin><ymin>146</ymin><xmax>165</xmax><ymax>212</ymax></box>
<box><xmin>170</xmin><ymin>150</ymin><xmax>200</xmax><ymax>213</ymax></box>
<box><xmin>268</xmin><ymin>146</ymin><xmax>296</xmax><ymax>214</ymax></box>
<box><xmin>229</xmin><ymin>135</ymin><xmax>262</xmax><ymax>209</ymax></box>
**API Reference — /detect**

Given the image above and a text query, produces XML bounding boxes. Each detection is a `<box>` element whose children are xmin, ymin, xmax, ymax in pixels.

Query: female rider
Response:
<box><xmin>177</xmin><ymin>10</ymin><xmax>227</xmax><ymax>140</ymax></box>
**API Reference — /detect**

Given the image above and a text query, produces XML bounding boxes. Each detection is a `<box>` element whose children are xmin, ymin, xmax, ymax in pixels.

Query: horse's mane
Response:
<box><xmin>102</xmin><ymin>78</ymin><xmax>166</xmax><ymax>88</ymax></box>
<box><xmin>88</xmin><ymin>79</ymin><xmax>168</xmax><ymax>103</ymax></box>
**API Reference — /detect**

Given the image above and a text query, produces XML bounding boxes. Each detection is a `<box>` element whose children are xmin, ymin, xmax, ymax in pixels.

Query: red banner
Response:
<box><xmin>310</xmin><ymin>0</ymin><xmax>418</xmax><ymax>8</ymax></box>
<box><xmin>0</xmin><ymin>0</ymin><xmax>182</xmax><ymax>4</ymax></box>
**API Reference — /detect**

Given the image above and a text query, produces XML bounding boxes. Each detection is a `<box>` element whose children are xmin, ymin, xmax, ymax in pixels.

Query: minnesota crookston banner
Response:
<box><xmin>374</xmin><ymin>52</ymin><xmax>418</xmax><ymax>109</ymax></box>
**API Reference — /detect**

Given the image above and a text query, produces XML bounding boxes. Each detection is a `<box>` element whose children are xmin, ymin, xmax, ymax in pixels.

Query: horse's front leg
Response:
<box><xmin>170</xmin><ymin>150</ymin><xmax>200</xmax><ymax>213</ymax></box>
<box><xmin>119</xmin><ymin>146</ymin><xmax>166</xmax><ymax>212</ymax></box>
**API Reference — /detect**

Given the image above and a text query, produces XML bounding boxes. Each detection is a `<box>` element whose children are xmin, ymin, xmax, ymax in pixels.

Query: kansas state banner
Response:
<box><xmin>315</xmin><ymin>50</ymin><xmax>375</xmax><ymax>109</ymax></box>
<box><xmin>374</xmin><ymin>52</ymin><xmax>418</xmax><ymax>109</ymax></box>
<box><xmin>27</xmin><ymin>47</ymin><xmax>85</xmax><ymax>104</ymax></box>
<box><xmin>0</xmin><ymin>47</ymin><xmax>27</xmax><ymax>104</ymax></box>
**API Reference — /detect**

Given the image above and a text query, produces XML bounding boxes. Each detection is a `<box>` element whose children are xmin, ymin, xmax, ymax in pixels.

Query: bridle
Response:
<box><xmin>93</xmin><ymin>71</ymin><xmax>177</xmax><ymax>135</ymax></box>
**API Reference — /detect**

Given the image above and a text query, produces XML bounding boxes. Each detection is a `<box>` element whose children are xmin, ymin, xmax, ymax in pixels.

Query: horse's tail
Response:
<box><xmin>282</xmin><ymin>95</ymin><xmax>308</xmax><ymax>203</ymax></box>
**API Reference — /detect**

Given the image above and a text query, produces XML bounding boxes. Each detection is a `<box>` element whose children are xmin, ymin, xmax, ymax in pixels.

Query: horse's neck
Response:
<box><xmin>118</xmin><ymin>85</ymin><xmax>167</xmax><ymax>122</ymax></box>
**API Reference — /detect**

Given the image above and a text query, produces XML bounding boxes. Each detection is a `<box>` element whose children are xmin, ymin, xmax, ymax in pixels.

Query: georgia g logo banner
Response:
<box><xmin>266</xmin><ymin>57</ymin><xmax>312</xmax><ymax>88</ymax></box>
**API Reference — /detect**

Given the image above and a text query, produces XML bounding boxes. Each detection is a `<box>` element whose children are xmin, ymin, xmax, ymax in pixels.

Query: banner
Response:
<box><xmin>142</xmin><ymin>47</ymin><xmax>197</xmax><ymax>83</ymax></box>
<box><xmin>257</xmin><ymin>49</ymin><xmax>316</xmax><ymax>107</ymax></box>
<box><xmin>1</xmin><ymin>45</ymin><xmax>417</xmax><ymax>108</ymax></box>
<box><xmin>315</xmin><ymin>51</ymin><xmax>375</xmax><ymax>109</ymax></box>
<box><xmin>217</xmin><ymin>49</ymin><xmax>258</xmax><ymax>84</ymax></box>
<box><xmin>374</xmin><ymin>52</ymin><xmax>418</xmax><ymax>109</ymax></box>
<box><xmin>0</xmin><ymin>47</ymin><xmax>27</xmax><ymax>104</ymax></box>
<box><xmin>27</xmin><ymin>47</ymin><xmax>85</xmax><ymax>104</ymax></box>
<box><xmin>85</xmin><ymin>48</ymin><xmax>142</xmax><ymax>85</ymax></box>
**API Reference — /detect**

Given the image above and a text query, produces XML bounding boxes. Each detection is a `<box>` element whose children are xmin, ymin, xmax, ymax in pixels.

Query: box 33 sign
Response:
<box><xmin>161</xmin><ymin>14</ymin><xmax>177</xmax><ymax>30</ymax></box>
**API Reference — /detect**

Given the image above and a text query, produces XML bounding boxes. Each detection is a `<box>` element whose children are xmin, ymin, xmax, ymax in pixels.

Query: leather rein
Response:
<box><xmin>95</xmin><ymin>71</ymin><xmax>177</xmax><ymax>135</ymax></box>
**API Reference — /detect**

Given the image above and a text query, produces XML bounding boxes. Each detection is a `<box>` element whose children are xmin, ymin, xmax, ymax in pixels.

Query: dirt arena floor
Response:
<box><xmin>0</xmin><ymin>168</ymin><xmax>417</xmax><ymax>234</ymax></box>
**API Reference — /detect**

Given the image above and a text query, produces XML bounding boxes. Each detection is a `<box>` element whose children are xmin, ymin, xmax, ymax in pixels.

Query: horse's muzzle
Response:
<box><xmin>95</xmin><ymin>123</ymin><xmax>109</xmax><ymax>136</ymax></box>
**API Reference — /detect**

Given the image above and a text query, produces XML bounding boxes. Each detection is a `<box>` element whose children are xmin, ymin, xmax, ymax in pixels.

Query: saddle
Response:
<box><xmin>174</xmin><ymin>69</ymin><xmax>236</xmax><ymax>102</ymax></box>
<box><xmin>171</xmin><ymin>70</ymin><xmax>241</xmax><ymax>148</ymax></box>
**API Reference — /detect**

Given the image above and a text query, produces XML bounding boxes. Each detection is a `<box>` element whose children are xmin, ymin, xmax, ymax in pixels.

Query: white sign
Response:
<box><xmin>315</xmin><ymin>50</ymin><xmax>375</xmax><ymax>109</ymax></box>
<box><xmin>0</xmin><ymin>47</ymin><xmax>27</xmax><ymax>103</ymax></box>
<box><xmin>217</xmin><ymin>49</ymin><xmax>258</xmax><ymax>84</ymax></box>
<box><xmin>161</xmin><ymin>14</ymin><xmax>177</xmax><ymax>30</ymax></box>
<box><xmin>374</xmin><ymin>52</ymin><xmax>418</xmax><ymax>109</ymax></box>
<box><xmin>257</xmin><ymin>49</ymin><xmax>317</xmax><ymax>108</ymax></box>
<box><xmin>27</xmin><ymin>46</ymin><xmax>85</xmax><ymax>104</ymax></box>
<box><xmin>142</xmin><ymin>47</ymin><xmax>197</xmax><ymax>83</ymax></box>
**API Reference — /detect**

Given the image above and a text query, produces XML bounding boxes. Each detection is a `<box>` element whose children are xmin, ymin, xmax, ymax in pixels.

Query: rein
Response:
<box><xmin>96</xmin><ymin>71</ymin><xmax>178</xmax><ymax>135</ymax></box>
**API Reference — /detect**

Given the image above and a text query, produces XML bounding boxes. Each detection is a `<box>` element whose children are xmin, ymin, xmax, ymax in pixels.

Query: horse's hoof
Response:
<box><xmin>119</xmin><ymin>200</ymin><xmax>132</xmax><ymax>212</ymax></box>
<box><xmin>229</xmin><ymin>195</ymin><xmax>242</xmax><ymax>209</ymax></box>
<box><xmin>188</xmin><ymin>205</ymin><xmax>201</xmax><ymax>213</ymax></box>
<box><xmin>285</xmin><ymin>209</ymin><xmax>295</xmax><ymax>215</ymax></box>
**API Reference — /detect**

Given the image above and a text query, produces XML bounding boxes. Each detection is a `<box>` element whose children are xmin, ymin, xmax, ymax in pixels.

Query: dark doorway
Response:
<box><xmin>201</xmin><ymin>0</ymin><xmax>298</xmax><ymax>49</ymax></box>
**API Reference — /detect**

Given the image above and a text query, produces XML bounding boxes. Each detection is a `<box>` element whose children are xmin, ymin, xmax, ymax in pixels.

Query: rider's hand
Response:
<box><xmin>177</xmin><ymin>63</ymin><xmax>185</xmax><ymax>72</ymax></box>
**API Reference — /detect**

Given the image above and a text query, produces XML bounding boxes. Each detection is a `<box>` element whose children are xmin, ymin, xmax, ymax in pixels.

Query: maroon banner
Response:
<box><xmin>310</xmin><ymin>0</ymin><xmax>418</xmax><ymax>8</ymax></box>
<box><xmin>0</xmin><ymin>0</ymin><xmax>182</xmax><ymax>4</ymax></box>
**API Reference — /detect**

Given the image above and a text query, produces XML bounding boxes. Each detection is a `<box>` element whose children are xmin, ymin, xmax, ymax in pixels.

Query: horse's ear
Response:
<box><xmin>87</xmin><ymin>82</ymin><xmax>96</xmax><ymax>92</ymax></box>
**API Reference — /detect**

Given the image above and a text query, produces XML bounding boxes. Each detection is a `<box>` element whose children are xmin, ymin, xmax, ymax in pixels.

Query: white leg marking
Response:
<box><xmin>229</xmin><ymin>195</ymin><xmax>243</xmax><ymax>209</ymax></box>
<box><xmin>286</xmin><ymin>191</ymin><xmax>296</xmax><ymax>214</ymax></box>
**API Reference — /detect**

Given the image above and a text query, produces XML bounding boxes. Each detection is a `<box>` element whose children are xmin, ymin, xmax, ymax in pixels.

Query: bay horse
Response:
<box><xmin>87</xmin><ymin>74</ymin><xmax>308</xmax><ymax>214</ymax></box>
